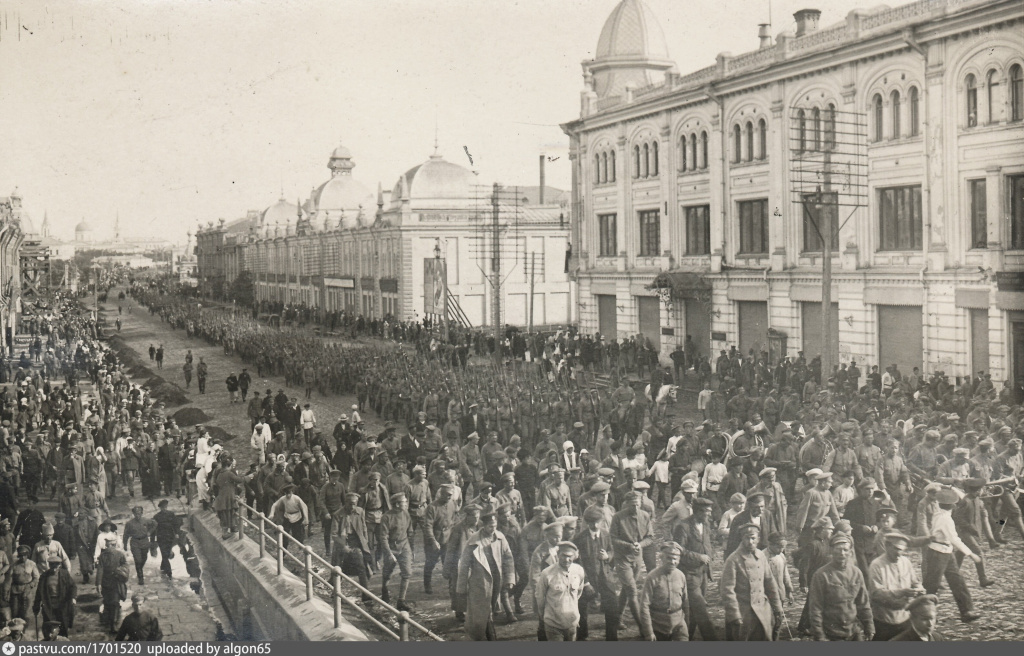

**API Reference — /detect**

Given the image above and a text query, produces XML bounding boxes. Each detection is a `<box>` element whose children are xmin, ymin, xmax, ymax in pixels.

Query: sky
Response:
<box><xmin>0</xmin><ymin>0</ymin><xmax>889</xmax><ymax>244</ymax></box>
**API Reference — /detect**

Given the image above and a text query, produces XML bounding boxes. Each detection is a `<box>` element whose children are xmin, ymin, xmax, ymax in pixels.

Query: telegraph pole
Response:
<box><xmin>820</xmin><ymin>145</ymin><xmax>834</xmax><ymax>385</ymax></box>
<box><xmin>528</xmin><ymin>252</ymin><xmax>536</xmax><ymax>332</ymax></box>
<box><xmin>491</xmin><ymin>183</ymin><xmax>502</xmax><ymax>364</ymax></box>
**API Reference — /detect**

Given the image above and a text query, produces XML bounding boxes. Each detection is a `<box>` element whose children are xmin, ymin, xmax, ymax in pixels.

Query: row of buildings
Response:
<box><xmin>196</xmin><ymin>0</ymin><xmax>1024</xmax><ymax>390</ymax></box>
<box><xmin>196</xmin><ymin>145</ymin><xmax>574</xmax><ymax>328</ymax></box>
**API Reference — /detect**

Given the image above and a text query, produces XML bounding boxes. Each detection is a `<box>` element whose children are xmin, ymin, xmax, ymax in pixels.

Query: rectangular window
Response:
<box><xmin>801</xmin><ymin>191</ymin><xmax>839</xmax><ymax>253</ymax></box>
<box><xmin>638</xmin><ymin>209</ymin><xmax>660</xmax><ymax>256</ymax></box>
<box><xmin>878</xmin><ymin>185</ymin><xmax>923</xmax><ymax>251</ymax></box>
<box><xmin>598</xmin><ymin>213</ymin><xmax>617</xmax><ymax>256</ymax></box>
<box><xmin>1011</xmin><ymin>175</ymin><xmax>1024</xmax><ymax>249</ymax></box>
<box><xmin>738</xmin><ymin>199</ymin><xmax>769</xmax><ymax>255</ymax></box>
<box><xmin>970</xmin><ymin>179</ymin><xmax>987</xmax><ymax>249</ymax></box>
<box><xmin>685</xmin><ymin>205</ymin><xmax>711</xmax><ymax>255</ymax></box>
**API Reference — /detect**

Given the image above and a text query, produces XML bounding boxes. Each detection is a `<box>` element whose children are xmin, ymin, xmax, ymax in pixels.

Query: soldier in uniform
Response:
<box><xmin>610</xmin><ymin>491</ymin><xmax>653</xmax><ymax>634</ymax></box>
<box><xmin>122</xmin><ymin>506</ymin><xmax>154</xmax><ymax>585</ymax></box>
<box><xmin>538</xmin><ymin>466</ymin><xmax>572</xmax><ymax>517</ymax></box>
<box><xmin>638</xmin><ymin>541</ymin><xmax>689</xmax><ymax>641</ymax></box>
<box><xmin>890</xmin><ymin>594</ymin><xmax>944</xmax><ymax>641</ymax></box>
<box><xmin>8</xmin><ymin>546</ymin><xmax>38</xmax><ymax>623</ymax></box>
<box><xmin>423</xmin><ymin>484</ymin><xmax>458</xmax><ymax>596</ymax></box>
<box><xmin>807</xmin><ymin>532</ymin><xmax>874</xmax><ymax>640</ymax></box>
<box><xmin>674</xmin><ymin>497</ymin><xmax>717</xmax><ymax>640</ymax></box>
<box><xmin>331</xmin><ymin>492</ymin><xmax>372</xmax><ymax>603</ymax></box>
<box><xmin>152</xmin><ymin>500</ymin><xmax>182</xmax><ymax>579</ymax></box>
<box><xmin>574</xmin><ymin>504</ymin><xmax>618</xmax><ymax>641</ymax></box>
<box><xmin>115</xmin><ymin>594</ymin><xmax>163</xmax><ymax>641</ymax></box>
<box><xmin>73</xmin><ymin>511</ymin><xmax>99</xmax><ymax>584</ymax></box>
<box><xmin>380</xmin><ymin>492</ymin><xmax>413</xmax><ymax>610</ymax></box>
<box><xmin>32</xmin><ymin>524</ymin><xmax>71</xmax><ymax>573</ymax></box>
<box><xmin>535</xmin><ymin>540</ymin><xmax>587</xmax><ymax>641</ymax></box>
<box><xmin>720</xmin><ymin>523</ymin><xmax>784</xmax><ymax>640</ymax></box>
<box><xmin>95</xmin><ymin>537</ymin><xmax>128</xmax><ymax>632</ymax></box>
<box><xmin>867</xmin><ymin>530</ymin><xmax>925</xmax><ymax>640</ymax></box>
<box><xmin>33</xmin><ymin>555</ymin><xmax>76</xmax><ymax>637</ymax></box>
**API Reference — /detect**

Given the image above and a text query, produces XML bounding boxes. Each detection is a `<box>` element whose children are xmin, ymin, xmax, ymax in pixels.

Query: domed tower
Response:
<box><xmin>75</xmin><ymin>219</ymin><xmax>94</xmax><ymax>243</ymax></box>
<box><xmin>585</xmin><ymin>0</ymin><xmax>675</xmax><ymax>103</ymax></box>
<box><xmin>311</xmin><ymin>143</ymin><xmax>374</xmax><ymax>230</ymax></box>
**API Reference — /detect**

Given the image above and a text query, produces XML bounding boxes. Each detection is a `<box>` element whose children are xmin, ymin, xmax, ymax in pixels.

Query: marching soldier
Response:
<box><xmin>95</xmin><ymin>537</ymin><xmax>128</xmax><ymax>633</ymax></box>
<box><xmin>638</xmin><ymin>541</ymin><xmax>689</xmax><ymax>641</ymax></box>
<box><xmin>807</xmin><ymin>532</ymin><xmax>874</xmax><ymax>640</ymax></box>
<box><xmin>122</xmin><ymin>506</ymin><xmax>154</xmax><ymax>585</ymax></box>
<box><xmin>674</xmin><ymin>497</ymin><xmax>717</xmax><ymax>640</ymax></box>
<box><xmin>116</xmin><ymin>594</ymin><xmax>163</xmax><ymax>641</ymax></box>
<box><xmin>8</xmin><ymin>546</ymin><xmax>38</xmax><ymax>623</ymax></box>
<box><xmin>720</xmin><ymin>523</ymin><xmax>783</xmax><ymax>640</ymax></box>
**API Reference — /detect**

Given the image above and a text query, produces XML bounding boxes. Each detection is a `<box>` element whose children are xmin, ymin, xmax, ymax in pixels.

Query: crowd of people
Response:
<box><xmin>0</xmin><ymin>290</ymin><xmax>200</xmax><ymax>642</ymax></box>
<box><xmin>132</xmin><ymin>281</ymin><xmax>1024</xmax><ymax>642</ymax></box>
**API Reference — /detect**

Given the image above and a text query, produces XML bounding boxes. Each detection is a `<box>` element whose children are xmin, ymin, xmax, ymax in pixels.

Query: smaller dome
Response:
<box><xmin>392</xmin><ymin>153</ymin><xmax>476</xmax><ymax>206</ymax></box>
<box><xmin>18</xmin><ymin>210</ymin><xmax>35</xmax><ymax>235</ymax></box>
<box><xmin>260</xmin><ymin>198</ymin><xmax>299</xmax><ymax>233</ymax></box>
<box><xmin>330</xmin><ymin>145</ymin><xmax>352</xmax><ymax>160</ymax></box>
<box><xmin>76</xmin><ymin>220</ymin><xmax>93</xmax><ymax>233</ymax></box>
<box><xmin>596</xmin><ymin>0</ymin><xmax>670</xmax><ymax>61</ymax></box>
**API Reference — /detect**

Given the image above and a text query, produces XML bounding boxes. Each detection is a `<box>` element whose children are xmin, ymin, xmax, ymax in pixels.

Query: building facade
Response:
<box><xmin>563</xmin><ymin>0</ymin><xmax>1024</xmax><ymax>386</ymax></box>
<box><xmin>0</xmin><ymin>189</ymin><xmax>28</xmax><ymax>349</ymax></box>
<box><xmin>197</xmin><ymin>145</ymin><xmax>574</xmax><ymax>328</ymax></box>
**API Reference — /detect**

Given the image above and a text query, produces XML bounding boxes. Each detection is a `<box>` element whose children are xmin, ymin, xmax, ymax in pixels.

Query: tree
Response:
<box><xmin>228</xmin><ymin>270</ymin><xmax>255</xmax><ymax>307</ymax></box>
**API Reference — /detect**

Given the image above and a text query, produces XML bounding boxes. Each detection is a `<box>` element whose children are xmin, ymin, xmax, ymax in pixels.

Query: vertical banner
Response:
<box><xmin>424</xmin><ymin>258</ymin><xmax>447</xmax><ymax>317</ymax></box>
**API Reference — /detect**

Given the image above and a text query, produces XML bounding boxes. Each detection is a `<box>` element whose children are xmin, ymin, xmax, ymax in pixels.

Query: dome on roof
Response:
<box><xmin>75</xmin><ymin>220</ymin><xmax>93</xmax><ymax>233</ymax></box>
<box><xmin>589</xmin><ymin>0</ymin><xmax>674</xmax><ymax>100</ymax></box>
<box><xmin>330</xmin><ymin>144</ymin><xmax>352</xmax><ymax>160</ymax></box>
<box><xmin>391</xmin><ymin>153</ymin><xmax>476</xmax><ymax>206</ymax></box>
<box><xmin>596</xmin><ymin>0</ymin><xmax>670</xmax><ymax>60</ymax></box>
<box><xmin>312</xmin><ymin>144</ymin><xmax>375</xmax><ymax>229</ymax></box>
<box><xmin>18</xmin><ymin>209</ymin><xmax>35</xmax><ymax>235</ymax></box>
<box><xmin>261</xmin><ymin>198</ymin><xmax>299</xmax><ymax>234</ymax></box>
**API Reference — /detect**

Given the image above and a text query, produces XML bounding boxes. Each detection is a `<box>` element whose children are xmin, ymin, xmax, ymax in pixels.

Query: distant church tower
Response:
<box><xmin>41</xmin><ymin>211</ymin><xmax>50</xmax><ymax>238</ymax></box>
<box><xmin>114</xmin><ymin>212</ymin><xmax>121</xmax><ymax>242</ymax></box>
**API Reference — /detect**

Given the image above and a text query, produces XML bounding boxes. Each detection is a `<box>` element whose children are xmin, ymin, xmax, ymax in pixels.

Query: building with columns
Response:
<box><xmin>563</xmin><ymin>0</ymin><xmax>1024</xmax><ymax>387</ymax></box>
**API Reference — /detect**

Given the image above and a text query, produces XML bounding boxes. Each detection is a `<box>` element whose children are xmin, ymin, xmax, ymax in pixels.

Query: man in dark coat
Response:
<box><xmin>14</xmin><ymin>497</ymin><xmax>45</xmax><ymax>548</ymax></box>
<box><xmin>96</xmin><ymin>537</ymin><xmax>129</xmax><ymax>632</ymax></box>
<box><xmin>725</xmin><ymin>493</ymin><xmax>770</xmax><ymax>558</ymax></box>
<box><xmin>331</xmin><ymin>492</ymin><xmax>372</xmax><ymax>603</ymax></box>
<box><xmin>574</xmin><ymin>504</ymin><xmax>619</xmax><ymax>641</ymax></box>
<box><xmin>73</xmin><ymin>512</ymin><xmax>99</xmax><ymax>584</ymax></box>
<box><xmin>33</xmin><ymin>555</ymin><xmax>76</xmax><ymax>636</ymax></box>
<box><xmin>674</xmin><ymin>497</ymin><xmax>718</xmax><ymax>640</ymax></box>
<box><xmin>152</xmin><ymin>500</ymin><xmax>182</xmax><ymax>579</ymax></box>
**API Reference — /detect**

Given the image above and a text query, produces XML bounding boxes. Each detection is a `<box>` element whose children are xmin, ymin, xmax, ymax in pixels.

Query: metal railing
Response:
<box><xmin>232</xmin><ymin>501</ymin><xmax>444</xmax><ymax>642</ymax></box>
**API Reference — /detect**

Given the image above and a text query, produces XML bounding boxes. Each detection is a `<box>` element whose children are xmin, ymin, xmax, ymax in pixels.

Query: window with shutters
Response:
<box><xmin>891</xmin><ymin>90</ymin><xmax>901</xmax><ymax>138</ymax></box>
<box><xmin>909</xmin><ymin>88</ymin><xmax>920</xmax><ymax>136</ymax></box>
<box><xmin>685</xmin><ymin>205</ymin><xmax>711</xmax><ymax>255</ymax></box>
<box><xmin>738</xmin><ymin>199</ymin><xmax>769</xmax><ymax>255</ymax></box>
<box><xmin>872</xmin><ymin>94</ymin><xmax>883</xmax><ymax>142</ymax></box>
<box><xmin>758</xmin><ymin>119</ymin><xmax>768</xmax><ymax>160</ymax></box>
<box><xmin>878</xmin><ymin>185</ymin><xmax>923</xmax><ymax>251</ymax></box>
<box><xmin>987</xmin><ymin>70</ymin><xmax>999</xmax><ymax>125</ymax></box>
<box><xmin>966</xmin><ymin>74</ymin><xmax>978</xmax><ymax>127</ymax></box>
<box><xmin>1011</xmin><ymin>65</ymin><xmax>1023</xmax><ymax>122</ymax></box>
<box><xmin>638</xmin><ymin>210</ymin><xmax>660</xmax><ymax>256</ymax></box>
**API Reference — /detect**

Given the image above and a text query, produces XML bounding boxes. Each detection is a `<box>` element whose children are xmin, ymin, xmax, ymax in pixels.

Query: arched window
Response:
<box><xmin>987</xmin><ymin>70</ymin><xmax>1000</xmax><ymax>124</ymax></box>
<box><xmin>812</xmin><ymin>107</ymin><xmax>821</xmax><ymax>150</ymax></box>
<box><xmin>690</xmin><ymin>133</ymin><xmax>698</xmax><ymax>170</ymax></box>
<box><xmin>680</xmin><ymin>136</ymin><xmax>688</xmax><ymax>172</ymax></box>
<box><xmin>633</xmin><ymin>145</ymin><xmax>641</xmax><ymax>178</ymax></box>
<box><xmin>891</xmin><ymin>90</ymin><xmax>901</xmax><ymax>139</ymax></box>
<box><xmin>652</xmin><ymin>141</ymin><xmax>659</xmax><ymax>176</ymax></box>
<box><xmin>746</xmin><ymin>121</ymin><xmax>754</xmax><ymax>162</ymax></box>
<box><xmin>610</xmin><ymin>150</ymin><xmax>616</xmax><ymax>182</ymax></box>
<box><xmin>593</xmin><ymin>154</ymin><xmax>600</xmax><ymax>184</ymax></box>
<box><xmin>966</xmin><ymin>74</ymin><xmax>978</xmax><ymax>127</ymax></box>
<box><xmin>1011</xmin><ymin>64</ymin><xmax>1023</xmax><ymax>122</ymax></box>
<box><xmin>825</xmin><ymin>104</ymin><xmax>836</xmax><ymax>150</ymax></box>
<box><xmin>600</xmin><ymin>152</ymin><xmax>608</xmax><ymax>184</ymax></box>
<box><xmin>733</xmin><ymin>124</ymin><xmax>742</xmax><ymax>162</ymax></box>
<box><xmin>873</xmin><ymin>94</ymin><xmax>883</xmax><ymax>142</ymax></box>
<box><xmin>909</xmin><ymin>87</ymin><xmax>919</xmax><ymax>136</ymax></box>
<box><xmin>797</xmin><ymin>109</ymin><xmax>807</xmax><ymax>152</ymax></box>
<box><xmin>701</xmin><ymin>131</ymin><xmax>709</xmax><ymax>169</ymax></box>
<box><xmin>758</xmin><ymin>119</ymin><xmax>768</xmax><ymax>160</ymax></box>
<box><xmin>642</xmin><ymin>143</ymin><xmax>650</xmax><ymax>178</ymax></box>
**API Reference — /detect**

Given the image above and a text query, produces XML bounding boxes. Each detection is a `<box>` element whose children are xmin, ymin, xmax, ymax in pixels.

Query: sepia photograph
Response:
<box><xmin>0</xmin><ymin>0</ymin><xmax>1023</xmax><ymax>643</ymax></box>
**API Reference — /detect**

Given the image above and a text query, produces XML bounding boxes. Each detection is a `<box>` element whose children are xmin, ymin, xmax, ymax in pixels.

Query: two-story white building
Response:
<box><xmin>563</xmin><ymin>0</ymin><xmax>1024</xmax><ymax>387</ymax></box>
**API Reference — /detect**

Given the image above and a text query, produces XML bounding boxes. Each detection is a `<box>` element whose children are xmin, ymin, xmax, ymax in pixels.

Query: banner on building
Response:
<box><xmin>423</xmin><ymin>258</ymin><xmax>447</xmax><ymax>316</ymax></box>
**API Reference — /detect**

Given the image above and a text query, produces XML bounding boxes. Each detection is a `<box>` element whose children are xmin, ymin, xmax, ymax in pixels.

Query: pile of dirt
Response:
<box><xmin>172</xmin><ymin>407</ymin><xmax>214</xmax><ymax>426</ymax></box>
<box><xmin>138</xmin><ymin>374</ymin><xmax>189</xmax><ymax>407</ymax></box>
<box><xmin>204</xmin><ymin>425</ymin><xmax>236</xmax><ymax>445</ymax></box>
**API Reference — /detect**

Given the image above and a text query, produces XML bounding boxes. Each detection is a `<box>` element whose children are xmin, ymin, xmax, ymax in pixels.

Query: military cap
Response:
<box><xmin>952</xmin><ymin>447</ymin><xmax>970</xmax><ymax>457</ymax></box>
<box><xmin>811</xmin><ymin>517</ymin><xmax>834</xmax><ymax>530</ymax></box>
<box><xmin>923</xmin><ymin>482</ymin><xmax>943</xmax><ymax>493</ymax></box>
<box><xmin>389</xmin><ymin>492</ymin><xmax>407</xmax><ymax>505</ymax></box>
<box><xmin>680</xmin><ymin>479</ymin><xmax>699</xmax><ymax>493</ymax></box>
<box><xmin>281</xmin><ymin>483</ymin><xmax>296</xmax><ymax>493</ymax></box>
<box><xmin>978</xmin><ymin>437</ymin><xmax>995</xmax><ymax>447</ymax></box>
<box><xmin>856</xmin><ymin>477</ymin><xmax>877</xmax><ymax>489</ymax></box>
<box><xmin>556</xmin><ymin>540</ymin><xmax>579</xmax><ymax>553</ymax></box>
<box><xmin>758</xmin><ymin>467</ymin><xmax>777</xmax><ymax>477</ymax></box>
<box><xmin>737</xmin><ymin>523</ymin><xmax>761</xmax><ymax>535</ymax></box>
<box><xmin>590</xmin><ymin>481</ymin><xmax>611</xmax><ymax>493</ymax></box>
<box><xmin>632</xmin><ymin>481</ymin><xmax>650</xmax><ymax>490</ymax></box>
<box><xmin>834</xmin><ymin>519</ymin><xmax>853</xmax><ymax>533</ymax></box>
<box><xmin>936</xmin><ymin>488</ymin><xmax>961</xmax><ymax>504</ymax></box>
<box><xmin>41</xmin><ymin>523</ymin><xmax>54</xmax><ymax>536</ymax></box>
<box><xmin>692</xmin><ymin>497</ymin><xmax>713</xmax><ymax>509</ymax></box>
<box><xmin>368</xmin><ymin>471</ymin><xmax>382</xmax><ymax>480</ymax></box>
<box><xmin>805</xmin><ymin>468</ymin><xmax>824</xmax><ymax>479</ymax></box>
<box><xmin>345</xmin><ymin>491</ymin><xmax>361</xmax><ymax>500</ymax></box>
<box><xmin>501</xmin><ymin>471</ymin><xmax>515</xmax><ymax>481</ymax></box>
<box><xmin>729</xmin><ymin>492</ymin><xmax>747</xmax><ymax>505</ymax></box>
<box><xmin>745</xmin><ymin>492</ymin><xmax>767</xmax><ymax>503</ymax></box>
<box><xmin>582</xmin><ymin>505</ymin><xmax>605</xmax><ymax>524</ymax></box>
<box><xmin>882</xmin><ymin>530</ymin><xmax>911</xmax><ymax>546</ymax></box>
<box><xmin>964</xmin><ymin>477</ymin><xmax>986</xmax><ymax>490</ymax></box>
<box><xmin>542</xmin><ymin>520</ymin><xmax>564</xmax><ymax>533</ymax></box>
<box><xmin>573</xmin><ymin>422</ymin><xmax>585</xmax><ymax>429</ymax></box>
<box><xmin>597</xmin><ymin>467</ymin><xmax>616</xmax><ymax>477</ymax></box>
<box><xmin>53</xmin><ymin>512</ymin><xmax>65</xmax><ymax>521</ymax></box>
<box><xmin>46</xmin><ymin>554</ymin><xmax>63</xmax><ymax>564</ymax></box>
<box><xmin>560</xmin><ymin>516</ymin><xmax>578</xmax><ymax>531</ymax></box>
<box><xmin>462</xmin><ymin>503</ymin><xmax>482</xmax><ymax>514</ymax></box>
<box><xmin>16</xmin><ymin>545</ymin><xmax>31</xmax><ymax>556</ymax></box>
<box><xmin>875</xmin><ymin>505</ymin><xmax>898</xmax><ymax>520</ymax></box>
<box><xmin>7</xmin><ymin>618</ymin><xmax>26</xmax><ymax>632</ymax></box>
<box><xmin>659</xmin><ymin>541</ymin><xmax>683</xmax><ymax>556</ymax></box>
<box><xmin>329</xmin><ymin>469</ymin><xmax>343</xmax><ymax>478</ymax></box>
<box><xmin>830</xmin><ymin>533</ymin><xmax>853</xmax><ymax>548</ymax></box>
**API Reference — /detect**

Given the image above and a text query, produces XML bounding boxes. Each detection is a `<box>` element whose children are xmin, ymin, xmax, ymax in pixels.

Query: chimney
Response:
<box><xmin>539</xmin><ymin>154</ymin><xmax>546</xmax><ymax>204</ymax></box>
<box><xmin>794</xmin><ymin>9</ymin><xmax>821</xmax><ymax>37</ymax></box>
<box><xmin>758</xmin><ymin>23</ymin><xmax>772</xmax><ymax>49</ymax></box>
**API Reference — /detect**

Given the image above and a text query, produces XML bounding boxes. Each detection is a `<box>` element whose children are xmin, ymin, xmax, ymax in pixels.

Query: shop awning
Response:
<box><xmin>647</xmin><ymin>272</ymin><xmax>711</xmax><ymax>299</ymax></box>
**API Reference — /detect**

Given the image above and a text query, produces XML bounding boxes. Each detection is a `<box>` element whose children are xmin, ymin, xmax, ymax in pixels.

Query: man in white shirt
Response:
<box><xmin>535</xmin><ymin>541</ymin><xmax>588</xmax><ymax>641</ymax></box>
<box><xmin>251</xmin><ymin>421</ymin><xmax>271</xmax><ymax>465</ymax></box>
<box><xmin>921</xmin><ymin>488</ymin><xmax>981</xmax><ymax>623</ymax></box>
<box><xmin>868</xmin><ymin>530</ymin><xmax>925</xmax><ymax>640</ymax></box>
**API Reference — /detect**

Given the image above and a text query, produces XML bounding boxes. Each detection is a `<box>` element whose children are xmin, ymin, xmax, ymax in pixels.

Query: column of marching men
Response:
<box><xmin>145</xmin><ymin>282</ymin><xmax>1024</xmax><ymax>642</ymax></box>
